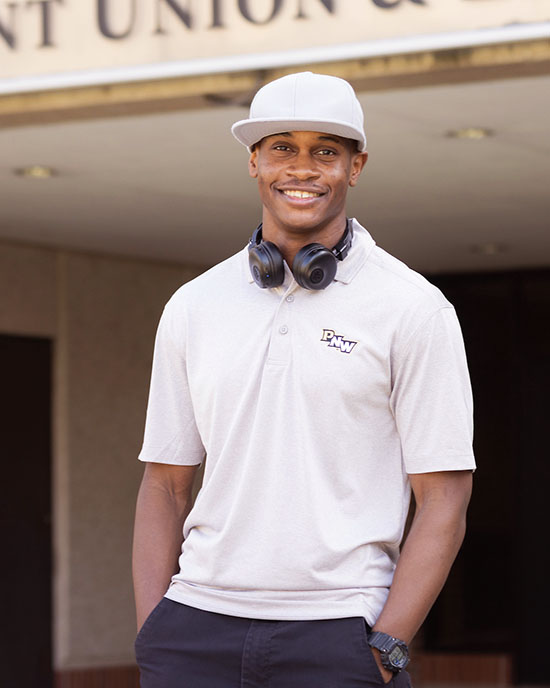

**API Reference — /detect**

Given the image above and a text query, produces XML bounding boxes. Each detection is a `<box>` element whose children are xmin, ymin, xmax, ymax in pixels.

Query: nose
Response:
<box><xmin>287</xmin><ymin>150</ymin><xmax>320</xmax><ymax>180</ymax></box>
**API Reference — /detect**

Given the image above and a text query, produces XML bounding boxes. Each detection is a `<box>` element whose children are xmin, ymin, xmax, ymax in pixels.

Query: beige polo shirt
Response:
<box><xmin>138</xmin><ymin>220</ymin><xmax>475</xmax><ymax>625</ymax></box>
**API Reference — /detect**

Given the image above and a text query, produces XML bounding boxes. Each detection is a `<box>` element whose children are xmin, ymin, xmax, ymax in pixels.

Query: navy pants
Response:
<box><xmin>135</xmin><ymin>598</ymin><xmax>412</xmax><ymax>688</ymax></box>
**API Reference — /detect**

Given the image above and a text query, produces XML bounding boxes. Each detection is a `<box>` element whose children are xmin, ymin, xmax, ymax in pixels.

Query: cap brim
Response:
<box><xmin>231</xmin><ymin>117</ymin><xmax>367</xmax><ymax>152</ymax></box>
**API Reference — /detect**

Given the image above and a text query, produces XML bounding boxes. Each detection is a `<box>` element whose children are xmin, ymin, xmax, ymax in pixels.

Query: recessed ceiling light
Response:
<box><xmin>470</xmin><ymin>242</ymin><xmax>507</xmax><ymax>256</ymax></box>
<box><xmin>14</xmin><ymin>165</ymin><xmax>58</xmax><ymax>179</ymax></box>
<box><xmin>446</xmin><ymin>127</ymin><xmax>494</xmax><ymax>140</ymax></box>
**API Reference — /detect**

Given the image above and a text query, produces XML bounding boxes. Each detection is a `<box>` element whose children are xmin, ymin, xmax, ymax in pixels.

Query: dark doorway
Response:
<box><xmin>0</xmin><ymin>334</ymin><xmax>53</xmax><ymax>688</ymax></box>
<box><xmin>423</xmin><ymin>270</ymin><xmax>550</xmax><ymax>685</ymax></box>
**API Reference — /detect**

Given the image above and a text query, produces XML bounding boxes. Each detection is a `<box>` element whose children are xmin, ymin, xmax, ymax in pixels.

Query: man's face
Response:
<box><xmin>248</xmin><ymin>130</ymin><xmax>367</xmax><ymax>236</ymax></box>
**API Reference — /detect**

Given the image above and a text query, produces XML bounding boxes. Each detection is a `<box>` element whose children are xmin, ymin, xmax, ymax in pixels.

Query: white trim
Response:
<box><xmin>1</xmin><ymin>22</ymin><xmax>549</xmax><ymax>96</ymax></box>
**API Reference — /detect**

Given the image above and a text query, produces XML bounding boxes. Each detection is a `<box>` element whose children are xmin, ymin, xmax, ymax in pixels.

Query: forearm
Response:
<box><xmin>132</xmin><ymin>473</ymin><xmax>194</xmax><ymax>630</ymax></box>
<box><xmin>373</xmin><ymin>500</ymin><xmax>467</xmax><ymax>644</ymax></box>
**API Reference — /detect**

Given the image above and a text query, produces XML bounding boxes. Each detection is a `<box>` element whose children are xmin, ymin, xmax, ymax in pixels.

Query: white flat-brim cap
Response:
<box><xmin>231</xmin><ymin>71</ymin><xmax>367</xmax><ymax>152</ymax></box>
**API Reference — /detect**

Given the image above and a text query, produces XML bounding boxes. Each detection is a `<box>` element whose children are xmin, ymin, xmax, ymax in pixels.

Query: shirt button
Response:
<box><xmin>286</xmin><ymin>295</ymin><xmax>295</xmax><ymax>303</ymax></box>
<box><xmin>279</xmin><ymin>325</ymin><xmax>289</xmax><ymax>335</ymax></box>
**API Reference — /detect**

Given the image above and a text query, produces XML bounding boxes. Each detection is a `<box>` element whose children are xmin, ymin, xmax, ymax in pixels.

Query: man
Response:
<box><xmin>133</xmin><ymin>71</ymin><xmax>475</xmax><ymax>688</ymax></box>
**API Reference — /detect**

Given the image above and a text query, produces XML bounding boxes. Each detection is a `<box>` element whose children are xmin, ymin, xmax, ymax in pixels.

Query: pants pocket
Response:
<box><xmin>355</xmin><ymin>618</ymin><xmax>413</xmax><ymax>686</ymax></box>
<box><xmin>135</xmin><ymin>597</ymin><xmax>169</xmax><ymax>652</ymax></box>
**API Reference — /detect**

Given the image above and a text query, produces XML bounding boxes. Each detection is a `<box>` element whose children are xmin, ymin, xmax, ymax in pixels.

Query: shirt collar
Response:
<box><xmin>244</xmin><ymin>218</ymin><xmax>376</xmax><ymax>286</ymax></box>
<box><xmin>334</xmin><ymin>218</ymin><xmax>376</xmax><ymax>284</ymax></box>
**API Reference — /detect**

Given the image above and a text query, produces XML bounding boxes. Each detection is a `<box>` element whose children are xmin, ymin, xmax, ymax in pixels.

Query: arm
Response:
<box><xmin>132</xmin><ymin>461</ymin><xmax>199</xmax><ymax>631</ymax></box>
<box><xmin>371</xmin><ymin>469</ymin><xmax>473</xmax><ymax>681</ymax></box>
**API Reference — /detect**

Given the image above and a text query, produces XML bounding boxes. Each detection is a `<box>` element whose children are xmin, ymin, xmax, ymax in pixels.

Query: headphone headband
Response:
<box><xmin>331</xmin><ymin>218</ymin><xmax>353</xmax><ymax>261</ymax></box>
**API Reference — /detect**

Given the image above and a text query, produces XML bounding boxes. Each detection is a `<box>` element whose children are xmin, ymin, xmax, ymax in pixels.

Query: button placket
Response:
<box><xmin>266</xmin><ymin>288</ymin><xmax>297</xmax><ymax>363</ymax></box>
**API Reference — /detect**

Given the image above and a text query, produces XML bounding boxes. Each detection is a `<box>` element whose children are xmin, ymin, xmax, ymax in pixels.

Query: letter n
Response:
<box><xmin>155</xmin><ymin>0</ymin><xmax>192</xmax><ymax>34</ymax></box>
<box><xmin>296</xmin><ymin>0</ymin><xmax>334</xmax><ymax>20</ymax></box>
<box><xmin>0</xmin><ymin>3</ymin><xmax>17</xmax><ymax>49</ymax></box>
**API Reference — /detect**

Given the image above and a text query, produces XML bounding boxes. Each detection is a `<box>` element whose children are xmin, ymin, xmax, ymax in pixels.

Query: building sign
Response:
<box><xmin>0</xmin><ymin>0</ymin><xmax>549</xmax><ymax>87</ymax></box>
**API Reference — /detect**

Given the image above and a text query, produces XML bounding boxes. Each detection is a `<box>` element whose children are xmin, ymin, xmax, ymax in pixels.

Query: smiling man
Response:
<box><xmin>133</xmin><ymin>72</ymin><xmax>475</xmax><ymax>688</ymax></box>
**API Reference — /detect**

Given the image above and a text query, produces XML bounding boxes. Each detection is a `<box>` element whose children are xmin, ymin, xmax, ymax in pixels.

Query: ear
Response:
<box><xmin>248</xmin><ymin>147</ymin><xmax>259</xmax><ymax>179</ymax></box>
<box><xmin>349</xmin><ymin>152</ymin><xmax>368</xmax><ymax>188</ymax></box>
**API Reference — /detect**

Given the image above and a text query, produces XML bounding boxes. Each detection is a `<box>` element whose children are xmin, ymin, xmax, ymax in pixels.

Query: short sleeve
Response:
<box><xmin>390</xmin><ymin>306</ymin><xmax>476</xmax><ymax>474</ymax></box>
<box><xmin>138</xmin><ymin>299</ymin><xmax>205</xmax><ymax>465</ymax></box>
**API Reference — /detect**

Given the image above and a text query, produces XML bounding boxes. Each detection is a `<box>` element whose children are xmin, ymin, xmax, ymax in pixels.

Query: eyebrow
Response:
<box><xmin>317</xmin><ymin>135</ymin><xmax>344</xmax><ymax>145</ymax></box>
<box><xmin>267</xmin><ymin>132</ymin><xmax>345</xmax><ymax>145</ymax></box>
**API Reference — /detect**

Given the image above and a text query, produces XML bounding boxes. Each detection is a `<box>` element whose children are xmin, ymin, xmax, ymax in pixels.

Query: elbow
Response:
<box><xmin>419</xmin><ymin>486</ymin><xmax>472</xmax><ymax>548</ymax></box>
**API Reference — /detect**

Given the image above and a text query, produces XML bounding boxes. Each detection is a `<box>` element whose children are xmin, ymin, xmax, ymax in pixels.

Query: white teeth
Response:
<box><xmin>282</xmin><ymin>190</ymin><xmax>321</xmax><ymax>199</ymax></box>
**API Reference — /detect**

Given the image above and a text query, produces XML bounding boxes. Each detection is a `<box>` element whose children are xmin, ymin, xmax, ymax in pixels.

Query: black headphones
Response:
<box><xmin>248</xmin><ymin>219</ymin><xmax>353</xmax><ymax>291</ymax></box>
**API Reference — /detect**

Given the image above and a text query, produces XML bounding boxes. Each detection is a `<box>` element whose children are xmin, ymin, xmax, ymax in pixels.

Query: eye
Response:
<box><xmin>317</xmin><ymin>148</ymin><xmax>337</xmax><ymax>156</ymax></box>
<box><xmin>272</xmin><ymin>144</ymin><xmax>292</xmax><ymax>151</ymax></box>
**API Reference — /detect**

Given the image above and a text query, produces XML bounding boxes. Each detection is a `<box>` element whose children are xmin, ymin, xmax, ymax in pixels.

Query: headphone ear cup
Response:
<box><xmin>293</xmin><ymin>244</ymin><xmax>338</xmax><ymax>290</ymax></box>
<box><xmin>248</xmin><ymin>240</ymin><xmax>285</xmax><ymax>289</ymax></box>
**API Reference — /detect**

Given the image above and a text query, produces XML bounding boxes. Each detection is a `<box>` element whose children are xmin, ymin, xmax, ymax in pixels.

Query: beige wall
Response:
<box><xmin>0</xmin><ymin>239</ymin><xmax>203</xmax><ymax>669</ymax></box>
<box><xmin>0</xmin><ymin>242</ymin><xmax>57</xmax><ymax>336</ymax></box>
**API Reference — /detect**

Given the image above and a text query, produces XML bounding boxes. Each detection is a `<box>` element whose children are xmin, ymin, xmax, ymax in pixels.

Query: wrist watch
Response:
<box><xmin>367</xmin><ymin>631</ymin><xmax>410</xmax><ymax>673</ymax></box>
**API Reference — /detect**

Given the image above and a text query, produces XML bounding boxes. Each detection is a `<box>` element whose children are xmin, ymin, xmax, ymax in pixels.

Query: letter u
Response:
<box><xmin>97</xmin><ymin>0</ymin><xmax>136</xmax><ymax>39</ymax></box>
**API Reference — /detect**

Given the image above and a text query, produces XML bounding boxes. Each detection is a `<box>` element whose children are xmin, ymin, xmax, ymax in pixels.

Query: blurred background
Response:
<box><xmin>1</xmin><ymin>1</ymin><xmax>549</xmax><ymax>686</ymax></box>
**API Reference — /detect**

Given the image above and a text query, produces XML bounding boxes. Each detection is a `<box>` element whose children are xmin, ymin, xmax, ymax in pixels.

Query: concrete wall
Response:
<box><xmin>0</xmin><ymin>240</ymin><xmax>203</xmax><ymax>669</ymax></box>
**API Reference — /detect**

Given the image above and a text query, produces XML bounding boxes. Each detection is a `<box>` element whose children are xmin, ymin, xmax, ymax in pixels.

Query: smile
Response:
<box><xmin>280</xmin><ymin>189</ymin><xmax>323</xmax><ymax>199</ymax></box>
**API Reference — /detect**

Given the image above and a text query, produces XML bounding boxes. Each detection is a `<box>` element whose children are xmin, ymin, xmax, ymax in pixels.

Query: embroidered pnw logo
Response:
<box><xmin>320</xmin><ymin>329</ymin><xmax>358</xmax><ymax>354</ymax></box>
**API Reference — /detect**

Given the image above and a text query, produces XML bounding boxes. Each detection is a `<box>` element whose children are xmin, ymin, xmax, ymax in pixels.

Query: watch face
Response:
<box><xmin>388</xmin><ymin>645</ymin><xmax>408</xmax><ymax>670</ymax></box>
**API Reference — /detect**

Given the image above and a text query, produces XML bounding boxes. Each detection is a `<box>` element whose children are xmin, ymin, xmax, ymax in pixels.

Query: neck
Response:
<box><xmin>261</xmin><ymin>215</ymin><xmax>349</xmax><ymax>268</ymax></box>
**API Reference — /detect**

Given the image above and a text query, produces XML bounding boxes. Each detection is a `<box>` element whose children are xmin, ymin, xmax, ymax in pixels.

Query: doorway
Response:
<box><xmin>424</xmin><ymin>270</ymin><xmax>550</xmax><ymax>685</ymax></box>
<box><xmin>0</xmin><ymin>334</ymin><xmax>53</xmax><ymax>687</ymax></box>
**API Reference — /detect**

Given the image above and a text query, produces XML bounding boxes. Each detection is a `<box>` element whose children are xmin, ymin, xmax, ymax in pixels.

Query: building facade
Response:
<box><xmin>1</xmin><ymin>2</ymin><xmax>549</xmax><ymax>686</ymax></box>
